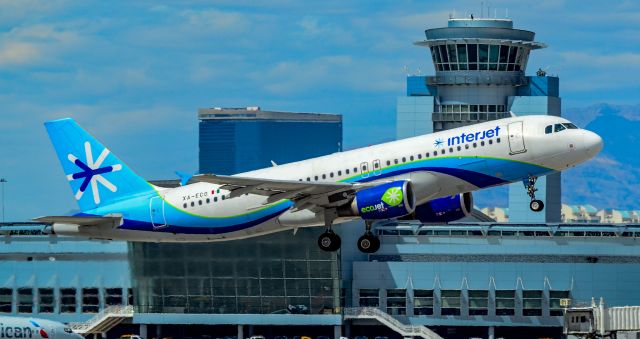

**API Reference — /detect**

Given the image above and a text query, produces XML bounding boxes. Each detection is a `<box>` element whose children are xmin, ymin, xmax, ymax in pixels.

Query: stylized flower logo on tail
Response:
<box><xmin>67</xmin><ymin>141</ymin><xmax>121</xmax><ymax>204</ymax></box>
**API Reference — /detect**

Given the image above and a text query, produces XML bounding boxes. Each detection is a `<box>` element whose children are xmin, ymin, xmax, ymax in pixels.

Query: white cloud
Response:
<box><xmin>0</xmin><ymin>23</ymin><xmax>84</xmax><ymax>67</ymax></box>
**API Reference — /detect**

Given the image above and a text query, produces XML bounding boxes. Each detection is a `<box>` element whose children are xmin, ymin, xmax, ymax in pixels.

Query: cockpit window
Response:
<box><xmin>554</xmin><ymin>123</ymin><xmax>566</xmax><ymax>132</ymax></box>
<box><xmin>545</xmin><ymin>125</ymin><xmax>552</xmax><ymax>134</ymax></box>
<box><xmin>64</xmin><ymin>328</ymin><xmax>73</xmax><ymax>333</ymax></box>
<box><xmin>563</xmin><ymin>123</ymin><xmax>578</xmax><ymax>129</ymax></box>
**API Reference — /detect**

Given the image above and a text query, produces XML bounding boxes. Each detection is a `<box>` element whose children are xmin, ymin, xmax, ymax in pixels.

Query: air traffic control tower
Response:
<box><xmin>397</xmin><ymin>16</ymin><xmax>561</xmax><ymax>222</ymax></box>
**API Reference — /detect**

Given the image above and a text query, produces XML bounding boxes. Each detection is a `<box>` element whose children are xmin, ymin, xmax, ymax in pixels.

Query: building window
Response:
<box><xmin>359</xmin><ymin>289</ymin><xmax>379</xmax><ymax>307</ymax></box>
<box><xmin>127</xmin><ymin>288</ymin><xmax>133</xmax><ymax>306</ymax></box>
<box><xmin>495</xmin><ymin>290</ymin><xmax>515</xmax><ymax>315</ymax></box>
<box><xmin>105</xmin><ymin>288</ymin><xmax>123</xmax><ymax>306</ymax></box>
<box><xmin>413</xmin><ymin>289</ymin><xmax>433</xmax><ymax>315</ymax></box>
<box><xmin>82</xmin><ymin>288</ymin><xmax>100</xmax><ymax>313</ymax></box>
<box><xmin>468</xmin><ymin>290</ymin><xmax>488</xmax><ymax>315</ymax></box>
<box><xmin>441</xmin><ymin>290</ymin><xmax>461</xmax><ymax>315</ymax></box>
<box><xmin>386</xmin><ymin>289</ymin><xmax>406</xmax><ymax>315</ymax></box>
<box><xmin>523</xmin><ymin>290</ymin><xmax>543</xmax><ymax>316</ymax></box>
<box><xmin>60</xmin><ymin>288</ymin><xmax>76</xmax><ymax>313</ymax></box>
<box><xmin>550</xmin><ymin>290</ymin><xmax>570</xmax><ymax>316</ymax></box>
<box><xmin>0</xmin><ymin>288</ymin><xmax>11</xmax><ymax>313</ymax></box>
<box><xmin>38</xmin><ymin>288</ymin><xmax>54</xmax><ymax>313</ymax></box>
<box><xmin>17</xmin><ymin>288</ymin><xmax>33</xmax><ymax>313</ymax></box>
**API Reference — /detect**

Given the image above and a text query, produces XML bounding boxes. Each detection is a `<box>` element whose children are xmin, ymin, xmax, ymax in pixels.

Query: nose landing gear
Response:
<box><xmin>525</xmin><ymin>176</ymin><xmax>544</xmax><ymax>212</ymax></box>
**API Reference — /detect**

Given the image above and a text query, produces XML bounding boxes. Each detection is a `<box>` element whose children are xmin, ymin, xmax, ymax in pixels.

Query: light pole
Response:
<box><xmin>0</xmin><ymin>178</ymin><xmax>6</xmax><ymax>223</ymax></box>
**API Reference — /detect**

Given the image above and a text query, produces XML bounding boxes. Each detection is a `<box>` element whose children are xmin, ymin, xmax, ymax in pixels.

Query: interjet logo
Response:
<box><xmin>67</xmin><ymin>141</ymin><xmax>122</xmax><ymax>204</ymax></box>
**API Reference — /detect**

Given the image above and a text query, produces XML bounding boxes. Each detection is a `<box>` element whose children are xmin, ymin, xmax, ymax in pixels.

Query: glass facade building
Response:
<box><xmin>199</xmin><ymin>107</ymin><xmax>342</xmax><ymax>175</ymax></box>
<box><xmin>130</xmin><ymin>229</ymin><xmax>340</xmax><ymax>315</ymax></box>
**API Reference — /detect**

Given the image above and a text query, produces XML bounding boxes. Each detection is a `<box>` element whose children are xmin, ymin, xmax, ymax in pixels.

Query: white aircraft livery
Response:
<box><xmin>0</xmin><ymin>316</ymin><xmax>82</xmax><ymax>338</ymax></box>
<box><xmin>37</xmin><ymin>115</ymin><xmax>602</xmax><ymax>253</ymax></box>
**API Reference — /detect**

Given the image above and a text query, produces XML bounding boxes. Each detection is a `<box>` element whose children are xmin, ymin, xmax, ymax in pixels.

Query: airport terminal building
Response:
<box><xmin>1</xmin><ymin>15</ymin><xmax>639</xmax><ymax>339</ymax></box>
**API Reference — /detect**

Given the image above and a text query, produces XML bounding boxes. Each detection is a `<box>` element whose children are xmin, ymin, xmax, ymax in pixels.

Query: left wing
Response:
<box><xmin>190</xmin><ymin>174</ymin><xmax>381</xmax><ymax>212</ymax></box>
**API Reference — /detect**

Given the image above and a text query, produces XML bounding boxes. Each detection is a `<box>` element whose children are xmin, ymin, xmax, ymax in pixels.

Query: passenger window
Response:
<box><xmin>545</xmin><ymin>125</ymin><xmax>552</xmax><ymax>134</ymax></box>
<box><xmin>457</xmin><ymin>146</ymin><xmax>461</xmax><ymax>151</ymax></box>
<box><xmin>433</xmin><ymin>150</ymin><xmax>438</xmax><ymax>156</ymax></box>
<box><xmin>374</xmin><ymin>163</ymin><xmax>379</xmax><ymax>168</ymax></box>
<box><xmin>346</xmin><ymin>169</ymin><xmax>350</xmax><ymax>174</ymax></box>
<box><xmin>322</xmin><ymin>174</ymin><xmax>326</xmax><ymax>179</ymax></box>
<box><xmin>417</xmin><ymin>154</ymin><xmax>422</xmax><ymax>159</ymax></box>
<box><xmin>473</xmin><ymin>143</ymin><xmax>477</xmax><ymax>148</ymax></box>
<box><xmin>354</xmin><ymin>167</ymin><xmax>358</xmax><ymax>173</ymax></box>
<box><xmin>402</xmin><ymin>157</ymin><xmax>406</xmax><ymax>162</ymax></box>
<box><xmin>441</xmin><ymin>149</ymin><xmax>446</xmax><ymax>154</ymax></box>
<box><xmin>496</xmin><ymin>138</ymin><xmax>501</xmax><ymax>143</ymax></box>
<box><xmin>481</xmin><ymin>141</ymin><xmax>485</xmax><ymax>146</ymax></box>
<box><xmin>489</xmin><ymin>139</ymin><xmax>493</xmax><ymax>145</ymax></box>
<box><xmin>394</xmin><ymin>159</ymin><xmax>398</xmax><ymax>164</ymax></box>
<box><xmin>410</xmin><ymin>155</ymin><xmax>414</xmax><ymax>161</ymax></box>
<box><xmin>314</xmin><ymin>176</ymin><xmax>318</xmax><ymax>181</ymax></box>
<box><xmin>214</xmin><ymin>197</ymin><xmax>218</xmax><ymax>202</ymax></box>
<box><xmin>183</xmin><ymin>203</ymin><xmax>187</xmax><ymax>208</ymax></box>
<box><xmin>206</xmin><ymin>198</ymin><xmax>210</xmax><ymax>203</ymax></box>
<box><xmin>190</xmin><ymin>202</ymin><xmax>195</xmax><ymax>207</ymax></box>
<box><xmin>426</xmin><ymin>152</ymin><xmax>430</xmax><ymax>158</ymax></box>
<box><xmin>330</xmin><ymin>172</ymin><xmax>334</xmax><ymax>178</ymax></box>
<box><xmin>338</xmin><ymin>170</ymin><xmax>342</xmax><ymax>176</ymax></box>
<box><xmin>386</xmin><ymin>160</ymin><xmax>391</xmax><ymax>166</ymax></box>
<box><xmin>449</xmin><ymin>147</ymin><xmax>454</xmax><ymax>153</ymax></box>
<box><xmin>554</xmin><ymin>124</ymin><xmax>566</xmax><ymax>132</ymax></box>
<box><xmin>306</xmin><ymin>177</ymin><xmax>310</xmax><ymax>181</ymax></box>
<box><xmin>465</xmin><ymin>144</ymin><xmax>469</xmax><ymax>149</ymax></box>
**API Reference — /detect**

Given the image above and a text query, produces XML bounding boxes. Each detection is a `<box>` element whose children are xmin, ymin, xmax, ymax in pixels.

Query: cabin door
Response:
<box><xmin>149</xmin><ymin>196</ymin><xmax>167</xmax><ymax>229</ymax></box>
<box><xmin>507</xmin><ymin>121</ymin><xmax>527</xmax><ymax>154</ymax></box>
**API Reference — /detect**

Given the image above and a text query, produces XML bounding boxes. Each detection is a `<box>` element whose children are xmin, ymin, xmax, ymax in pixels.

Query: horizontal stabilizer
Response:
<box><xmin>33</xmin><ymin>215</ymin><xmax>122</xmax><ymax>226</ymax></box>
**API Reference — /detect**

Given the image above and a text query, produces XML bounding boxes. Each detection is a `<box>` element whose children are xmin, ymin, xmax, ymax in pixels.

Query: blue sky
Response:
<box><xmin>1</xmin><ymin>0</ymin><xmax>639</xmax><ymax>221</ymax></box>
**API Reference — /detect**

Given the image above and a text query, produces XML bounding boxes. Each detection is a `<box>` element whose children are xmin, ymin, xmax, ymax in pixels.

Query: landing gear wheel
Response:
<box><xmin>524</xmin><ymin>176</ymin><xmax>544</xmax><ymax>212</ymax></box>
<box><xmin>318</xmin><ymin>231</ymin><xmax>341</xmax><ymax>252</ymax></box>
<box><xmin>357</xmin><ymin>232</ymin><xmax>380</xmax><ymax>254</ymax></box>
<box><xmin>530</xmin><ymin>199</ymin><xmax>544</xmax><ymax>212</ymax></box>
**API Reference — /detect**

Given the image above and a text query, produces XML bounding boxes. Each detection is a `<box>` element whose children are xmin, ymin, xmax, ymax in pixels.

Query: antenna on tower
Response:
<box><xmin>506</xmin><ymin>8</ymin><xmax>509</xmax><ymax>18</ymax></box>
<box><xmin>480</xmin><ymin>1</ymin><xmax>484</xmax><ymax>17</ymax></box>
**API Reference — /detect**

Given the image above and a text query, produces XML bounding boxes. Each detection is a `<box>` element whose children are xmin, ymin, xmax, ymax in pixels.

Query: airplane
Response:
<box><xmin>0</xmin><ymin>315</ymin><xmax>82</xmax><ymax>338</ymax></box>
<box><xmin>36</xmin><ymin>115</ymin><xmax>602</xmax><ymax>253</ymax></box>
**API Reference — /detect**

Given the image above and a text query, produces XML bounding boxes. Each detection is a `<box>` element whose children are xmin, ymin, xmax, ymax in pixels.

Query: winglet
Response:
<box><xmin>509</xmin><ymin>111</ymin><xmax>517</xmax><ymax>117</ymax></box>
<box><xmin>175</xmin><ymin>171</ymin><xmax>194</xmax><ymax>186</ymax></box>
<box><xmin>271</xmin><ymin>160</ymin><xmax>278</xmax><ymax>167</ymax></box>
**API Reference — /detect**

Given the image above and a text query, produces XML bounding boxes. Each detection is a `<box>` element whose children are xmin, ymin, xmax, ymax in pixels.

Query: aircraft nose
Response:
<box><xmin>583</xmin><ymin>130</ymin><xmax>603</xmax><ymax>158</ymax></box>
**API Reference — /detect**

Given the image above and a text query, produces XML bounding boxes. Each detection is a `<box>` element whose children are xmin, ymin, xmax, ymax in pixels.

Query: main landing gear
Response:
<box><xmin>317</xmin><ymin>211</ymin><xmax>380</xmax><ymax>254</ymax></box>
<box><xmin>318</xmin><ymin>209</ymin><xmax>341</xmax><ymax>252</ymax></box>
<box><xmin>525</xmin><ymin>176</ymin><xmax>544</xmax><ymax>212</ymax></box>
<box><xmin>357</xmin><ymin>221</ymin><xmax>380</xmax><ymax>254</ymax></box>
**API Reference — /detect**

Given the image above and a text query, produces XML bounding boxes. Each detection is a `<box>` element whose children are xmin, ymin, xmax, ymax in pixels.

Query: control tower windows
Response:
<box><xmin>489</xmin><ymin>45</ymin><xmax>499</xmax><ymax>70</ymax></box>
<box><xmin>479</xmin><ymin>44</ymin><xmax>489</xmax><ymax>70</ymax></box>
<box><xmin>457</xmin><ymin>44</ymin><xmax>468</xmax><ymax>70</ymax></box>
<box><xmin>431</xmin><ymin>43</ymin><xmax>528</xmax><ymax>72</ymax></box>
<box><xmin>468</xmin><ymin>44</ymin><xmax>478</xmax><ymax>70</ymax></box>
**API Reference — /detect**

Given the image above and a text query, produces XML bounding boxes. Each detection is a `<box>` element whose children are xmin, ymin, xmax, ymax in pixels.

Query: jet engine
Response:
<box><xmin>408</xmin><ymin>192</ymin><xmax>473</xmax><ymax>223</ymax></box>
<box><xmin>338</xmin><ymin>180</ymin><xmax>416</xmax><ymax>219</ymax></box>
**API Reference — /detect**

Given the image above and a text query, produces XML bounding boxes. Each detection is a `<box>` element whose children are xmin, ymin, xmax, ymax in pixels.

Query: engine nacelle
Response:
<box><xmin>411</xmin><ymin>192</ymin><xmax>473</xmax><ymax>223</ymax></box>
<box><xmin>339</xmin><ymin>180</ymin><xmax>416</xmax><ymax>220</ymax></box>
